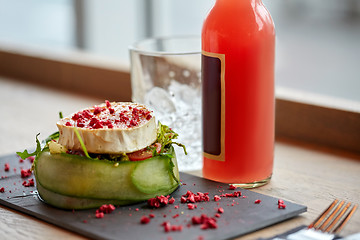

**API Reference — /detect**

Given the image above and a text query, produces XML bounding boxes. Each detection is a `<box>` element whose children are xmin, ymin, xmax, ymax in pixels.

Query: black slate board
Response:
<box><xmin>0</xmin><ymin>153</ymin><xmax>306</xmax><ymax>240</ymax></box>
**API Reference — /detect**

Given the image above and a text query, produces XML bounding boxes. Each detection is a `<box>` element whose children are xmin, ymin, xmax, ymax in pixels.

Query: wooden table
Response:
<box><xmin>1</xmin><ymin>77</ymin><xmax>359</xmax><ymax>239</ymax></box>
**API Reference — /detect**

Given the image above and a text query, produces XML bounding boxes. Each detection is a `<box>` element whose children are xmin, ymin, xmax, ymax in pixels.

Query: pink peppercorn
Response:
<box><xmin>194</xmin><ymin>195</ymin><xmax>201</xmax><ymax>202</ymax></box>
<box><xmin>93</xmin><ymin>121</ymin><xmax>103</xmax><ymax>129</ymax></box>
<box><xmin>140</xmin><ymin>216</ymin><xmax>151</xmax><ymax>224</ymax></box>
<box><xmin>93</xmin><ymin>106</ymin><xmax>103</xmax><ymax>115</ymax></box>
<box><xmin>187</xmin><ymin>203</ymin><xmax>197</xmax><ymax>210</ymax></box>
<box><xmin>192</xmin><ymin>214</ymin><xmax>218</xmax><ymax>229</ymax></box>
<box><xmin>217</xmin><ymin>207</ymin><xmax>224</xmax><ymax>213</ymax></box>
<box><xmin>254</xmin><ymin>199</ymin><xmax>261</xmax><ymax>204</ymax></box>
<box><xmin>22</xmin><ymin>179</ymin><xmax>34</xmax><ymax>187</ymax></box>
<box><xmin>188</xmin><ymin>194</ymin><xmax>195</xmax><ymax>203</ymax></box>
<box><xmin>147</xmin><ymin>195</ymin><xmax>170</xmax><ymax>208</ymax></box>
<box><xmin>162</xmin><ymin>221</ymin><xmax>171</xmax><ymax>232</ymax></box>
<box><xmin>96</xmin><ymin>204</ymin><xmax>116</xmax><ymax>214</ymax></box>
<box><xmin>181</xmin><ymin>191</ymin><xmax>210</xmax><ymax>203</ymax></box>
<box><xmin>28</xmin><ymin>156</ymin><xmax>35</xmax><ymax>163</ymax></box>
<box><xmin>278</xmin><ymin>203</ymin><xmax>286</xmax><ymax>209</ymax></box>
<box><xmin>214</xmin><ymin>195</ymin><xmax>221</xmax><ymax>202</ymax></box>
<box><xmin>192</xmin><ymin>216</ymin><xmax>202</xmax><ymax>225</ymax></box>
<box><xmin>170</xmin><ymin>225</ymin><xmax>183</xmax><ymax>231</ymax></box>
<box><xmin>207</xmin><ymin>218</ymin><xmax>218</xmax><ymax>229</ymax></box>
<box><xmin>21</xmin><ymin>169</ymin><xmax>32</xmax><ymax>178</ymax></box>
<box><xmin>106</xmin><ymin>204</ymin><xmax>116</xmax><ymax>213</ymax></box>
<box><xmin>105</xmin><ymin>100</ymin><xmax>111</xmax><ymax>108</ymax></box>
<box><xmin>229</xmin><ymin>184</ymin><xmax>237</xmax><ymax>190</ymax></box>
<box><xmin>200</xmin><ymin>223</ymin><xmax>208</xmax><ymax>230</ymax></box>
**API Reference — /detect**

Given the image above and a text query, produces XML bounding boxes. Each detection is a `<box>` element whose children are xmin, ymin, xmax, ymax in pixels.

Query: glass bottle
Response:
<box><xmin>201</xmin><ymin>0</ymin><xmax>275</xmax><ymax>188</ymax></box>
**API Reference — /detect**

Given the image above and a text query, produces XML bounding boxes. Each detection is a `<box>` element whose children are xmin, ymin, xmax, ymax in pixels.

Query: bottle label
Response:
<box><xmin>202</xmin><ymin>51</ymin><xmax>225</xmax><ymax>162</ymax></box>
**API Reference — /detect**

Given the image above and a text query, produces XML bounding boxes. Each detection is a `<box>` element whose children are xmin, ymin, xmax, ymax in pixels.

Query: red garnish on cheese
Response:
<box><xmin>66</xmin><ymin>101</ymin><xmax>153</xmax><ymax>129</ymax></box>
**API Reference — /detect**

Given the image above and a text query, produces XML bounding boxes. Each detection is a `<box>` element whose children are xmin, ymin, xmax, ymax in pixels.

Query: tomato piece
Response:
<box><xmin>128</xmin><ymin>143</ymin><xmax>161</xmax><ymax>161</ymax></box>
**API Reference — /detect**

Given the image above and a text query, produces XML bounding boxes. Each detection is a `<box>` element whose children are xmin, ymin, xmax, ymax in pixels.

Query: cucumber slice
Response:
<box><xmin>35</xmin><ymin>151</ymin><xmax>143</xmax><ymax>200</ymax></box>
<box><xmin>131</xmin><ymin>148</ymin><xmax>179</xmax><ymax>194</ymax></box>
<box><xmin>37</xmin><ymin>183</ymin><xmax>137</xmax><ymax>210</ymax></box>
<box><xmin>34</xmin><ymin>148</ymin><xmax>180</xmax><ymax>205</ymax></box>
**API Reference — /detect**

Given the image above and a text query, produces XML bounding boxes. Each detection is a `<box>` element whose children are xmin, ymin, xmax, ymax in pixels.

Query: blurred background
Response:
<box><xmin>0</xmin><ymin>0</ymin><xmax>359</xmax><ymax>102</ymax></box>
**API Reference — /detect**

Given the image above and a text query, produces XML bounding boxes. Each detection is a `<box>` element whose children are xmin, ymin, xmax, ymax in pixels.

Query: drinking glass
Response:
<box><xmin>129</xmin><ymin>36</ymin><xmax>201</xmax><ymax>171</ymax></box>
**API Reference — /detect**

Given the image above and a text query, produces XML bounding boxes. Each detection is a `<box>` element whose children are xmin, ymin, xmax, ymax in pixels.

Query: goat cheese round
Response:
<box><xmin>57</xmin><ymin>101</ymin><xmax>157</xmax><ymax>154</ymax></box>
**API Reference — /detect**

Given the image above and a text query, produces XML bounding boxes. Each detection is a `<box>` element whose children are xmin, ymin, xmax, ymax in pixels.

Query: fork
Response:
<box><xmin>307</xmin><ymin>199</ymin><xmax>358</xmax><ymax>235</ymax></box>
<box><xmin>273</xmin><ymin>199</ymin><xmax>358</xmax><ymax>240</ymax></box>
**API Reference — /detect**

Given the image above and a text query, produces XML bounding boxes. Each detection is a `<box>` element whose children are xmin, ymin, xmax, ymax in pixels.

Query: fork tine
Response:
<box><xmin>333</xmin><ymin>203</ymin><xmax>358</xmax><ymax>234</ymax></box>
<box><xmin>308</xmin><ymin>199</ymin><xmax>338</xmax><ymax>229</ymax></box>
<box><xmin>324</xmin><ymin>202</ymin><xmax>351</xmax><ymax>233</ymax></box>
<box><xmin>318</xmin><ymin>200</ymin><xmax>345</xmax><ymax>231</ymax></box>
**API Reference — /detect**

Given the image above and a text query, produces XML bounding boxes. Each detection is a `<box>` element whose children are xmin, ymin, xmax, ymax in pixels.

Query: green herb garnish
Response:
<box><xmin>16</xmin><ymin>133</ymin><xmax>42</xmax><ymax>160</ymax></box>
<box><xmin>156</xmin><ymin>121</ymin><xmax>187</xmax><ymax>155</ymax></box>
<box><xmin>73</xmin><ymin>127</ymin><xmax>92</xmax><ymax>159</ymax></box>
